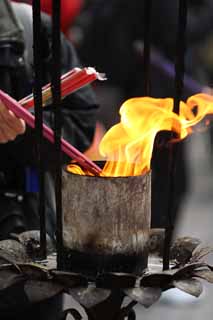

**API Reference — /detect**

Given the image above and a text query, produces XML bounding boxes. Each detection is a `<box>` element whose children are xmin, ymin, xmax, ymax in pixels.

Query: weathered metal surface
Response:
<box><xmin>0</xmin><ymin>236</ymin><xmax>212</xmax><ymax>318</ymax></box>
<box><xmin>62</xmin><ymin>169</ymin><xmax>151</xmax><ymax>275</ymax></box>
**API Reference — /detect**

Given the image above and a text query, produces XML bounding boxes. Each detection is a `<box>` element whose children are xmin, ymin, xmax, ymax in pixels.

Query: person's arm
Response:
<box><xmin>151</xmin><ymin>0</ymin><xmax>213</xmax><ymax>57</ymax></box>
<box><xmin>2</xmin><ymin>14</ymin><xmax>99</xmax><ymax>169</ymax></box>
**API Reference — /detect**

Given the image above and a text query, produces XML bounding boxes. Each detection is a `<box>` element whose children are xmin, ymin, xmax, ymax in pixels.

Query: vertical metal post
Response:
<box><xmin>142</xmin><ymin>0</ymin><xmax>152</xmax><ymax>96</ymax></box>
<box><xmin>173</xmin><ymin>0</ymin><xmax>187</xmax><ymax>114</ymax></box>
<box><xmin>51</xmin><ymin>0</ymin><xmax>64</xmax><ymax>269</ymax></box>
<box><xmin>163</xmin><ymin>0</ymin><xmax>188</xmax><ymax>270</ymax></box>
<box><xmin>32</xmin><ymin>0</ymin><xmax>47</xmax><ymax>258</ymax></box>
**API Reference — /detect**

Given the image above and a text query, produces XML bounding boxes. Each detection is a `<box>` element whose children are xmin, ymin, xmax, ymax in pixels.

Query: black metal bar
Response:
<box><xmin>163</xmin><ymin>0</ymin><xmax>188</xmax><ymax>270</ymax></box>
<box><xmin>142</xmin><ymin>0</ymin><xmax>152</xmax><ymax>96</ymax></box>
<box><xmin>134</xmin><ymin>42</ymin><xmax>202</xmax><ymax>94</ymax></box>
<box><xmin>51</xmin><ymin>0</ymin><xmax>64</xmax><ymax>269</ymax></box>
<box><xmin>173</xmin><ymin>0</ymin><xmax>187</xmax><ymax>114</ymax></box>
<box><xmin>32</xmin><ymin>0</ymin><xmax>47</xmax><ymax>258</ymax></box>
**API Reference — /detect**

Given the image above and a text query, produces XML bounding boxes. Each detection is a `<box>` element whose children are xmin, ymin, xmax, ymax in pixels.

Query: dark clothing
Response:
<box><xmin>0</xmin><ymin>2</ymin><xmax>98</xmax><ymax>239</ymax></box>
<box><xmin>75</xmin><ymin>0</ymin><xmax>213</xmax><ymax>92</ymax></box>
<box><xmin>73</xmin><ymin>0</ymin><xmax>213</xmax><ymax>229</ymax></box>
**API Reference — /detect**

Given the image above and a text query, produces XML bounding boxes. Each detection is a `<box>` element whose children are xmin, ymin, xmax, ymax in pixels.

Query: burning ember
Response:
<box><xmin>67</xmin><ymin>93</ymin><xmax>213</xmax><ymax>177</ymax></box>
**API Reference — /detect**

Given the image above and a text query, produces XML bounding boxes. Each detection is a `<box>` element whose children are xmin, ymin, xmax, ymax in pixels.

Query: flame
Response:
<box><xmin>83</xmin><ymin>121</ymin><xmax>106</xmax><ymax>160</ymax></box>
<box><xmin>67</xmin><ymin>93</ymin><xmax>213</xmax><ymax>177</ymax></box>
<box><xmin>67</xmin><ymin>163</ymin><xmax>95</xmax><ymax>176</ymax></box>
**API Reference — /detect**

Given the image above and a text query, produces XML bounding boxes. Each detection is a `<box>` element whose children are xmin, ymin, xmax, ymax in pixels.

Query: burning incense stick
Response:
<box><xmin>19</xmin><ymin>67</ymin><xmax>106</xmax><ymax>109</ymax></box>
<box><xmin>0</xmin><ymin>90</ymin><xmax>102</xmax><ymax>176</ymax></box>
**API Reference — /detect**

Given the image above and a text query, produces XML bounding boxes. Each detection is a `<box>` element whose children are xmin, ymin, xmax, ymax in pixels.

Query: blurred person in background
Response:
<box><xmin>0</xmin><ymin>1</ymin><xmax>98</xmax><ymax>319</ymax></box>
<box><xmin>40</xmin><ymin>0</ymin><xmax>84</xmax><ymax>37</ymax></box>
<box><xmin>13</xmin><ymin>0</ymin><xmax>84</xmax><ymax>36</ymax></box>
<box><xmin>70</xmin><ymin>0</ymin><xmax>213</xmax><ymax>232</ymax></box>
<box><xmin>0</xmin><ymin>0</ymin><xmax>98</xmax><ymax>240</ymax></box>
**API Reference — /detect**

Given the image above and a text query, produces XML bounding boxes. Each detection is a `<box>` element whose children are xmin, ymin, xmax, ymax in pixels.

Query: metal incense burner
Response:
<box><xmin>1</xmin><ymin>1</ymin><xmax>213</xmax><ymax>320</ymax></box>
<box><xmin>62</xmin><ymin>167</ymin><xmax>151</xmax><ymax>277</ymax></box>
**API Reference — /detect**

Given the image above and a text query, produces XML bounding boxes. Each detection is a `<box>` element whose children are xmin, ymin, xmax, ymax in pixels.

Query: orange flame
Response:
<box><xmin>67</xmin><ymin>163</ymin><xmax>95</xmax><ymax>176</ymax></box>
<box><xmin>67</xmin><ymin>93</ymin><xmax>213</xmax><ymax>177</ymax></box>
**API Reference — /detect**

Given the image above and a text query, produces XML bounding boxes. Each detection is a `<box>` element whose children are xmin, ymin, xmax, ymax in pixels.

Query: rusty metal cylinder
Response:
<box><xmin>62</xmin><ymin>168</ymin><xmax>151</xmax><ymax>277</ymax></box>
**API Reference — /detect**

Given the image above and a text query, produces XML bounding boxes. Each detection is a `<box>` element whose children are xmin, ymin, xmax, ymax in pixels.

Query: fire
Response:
<box><xmin>67</xmin><ymin>93</ymin><xmax>213</xmax><ymax>177</ymax></box>
<box><xmin>66</xmin><ymin>163</ymin><xmax>95</xmax><ymax>176</ymax></box>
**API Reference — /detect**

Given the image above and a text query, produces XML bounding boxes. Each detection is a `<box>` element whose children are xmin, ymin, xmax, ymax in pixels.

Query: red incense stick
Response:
<box><xmin>0</xmin><ymin>90</ymin><xmax>102</xmax><ymax>176</ymax></box>
<box><xmin>19</xmin><ymin>67</ymin><xmax>106</xmax><ymax>109</ymax></box>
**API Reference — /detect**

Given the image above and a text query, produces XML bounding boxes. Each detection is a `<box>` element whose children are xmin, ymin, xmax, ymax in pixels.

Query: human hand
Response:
<box><xmin>0</xmin><ymin>99</ymin><xmax>26</xmax><ymax>143</ymax></box>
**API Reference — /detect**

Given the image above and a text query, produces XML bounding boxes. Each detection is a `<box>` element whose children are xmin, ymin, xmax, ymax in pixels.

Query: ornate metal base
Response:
<box><xmin>0</xmin><ymin>232</ymin><xmax>212</xmax><ymax>320</ymax></box>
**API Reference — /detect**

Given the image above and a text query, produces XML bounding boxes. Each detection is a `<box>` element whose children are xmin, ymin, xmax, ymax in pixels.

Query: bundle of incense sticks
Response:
<box><xmin>0</xmin><ymin>72</ymin><xmax>103</xmax><ymax>175</ymax></box>
<box><xmin>19</xmin><ymin>67</ymin><xmax>106</xmax><ymax>109</ymax></box>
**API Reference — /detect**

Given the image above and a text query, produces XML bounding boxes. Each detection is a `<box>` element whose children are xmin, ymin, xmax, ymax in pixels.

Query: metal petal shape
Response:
<box><xmin>171</xmin><ymin>237</ymin><xmax>201</xmax><ymax>264</ymax></box>
<box><xmin>173</xmin><ymin>278</ymin><xmax>203</xmax><ymax>297</ymax></box>
<box><xmin>18</xmin><ymin>263</ymin><xmax>50</xmax><ymax>280</ymax></box>
<box><xmin>124</xmin><ymin>287</ymin><xmax>162</xmax><ymax>308</ymax></box>
<box><xmin>173</xmin><ymin>262</ymin><xmax>206</xmax><ymax>279</ymax></box>
<box><xmin>51</xmin><ymin>270</ymin><xmax>88</xmax><ymax>288</ymax></box>
<box><xmin>0</xmin><ymin>249</ymin><xmax>21</xmax><ymax>270</ymax></box>
<box><xmin>140</xmin><ymin>273</ymin><xmax>173</xmax><ymax>289</ymax></box>
<box><xmin>0</xmin><ymin>239</ymin><xmax>29</xmax><ymax>263</ymax></box>
<box><xmin>0</xmin><ymin>281</ymin><xmax>30</xmax><ymax>317</ymax></box>
<box><xmin>193</xmin><ymin>270</ymin><xmax>213</xmax><ymax>283</ymax></box>
<box><xmin>190</xmin><ymin>246</ymin><xmax>213</xmax><ymax>263</ymax></box>
<box><xmin>207</xmin><ymin>264</ymin><xmax>213</xmax><ymax>271</ymax></box>
<box><xmin>0</xmin><ymin>269</ymin><xmax>26</xmax><ymax>290</ymax></box>
<box><xmin>24</xmin><ymin>280</ymin><xmax>64</xmax><ymax>303</ymax></box>
<box><xmin>69</xmin><ymin>285</ymin><xmax>111</xmax><ymax>308</ymax></box>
